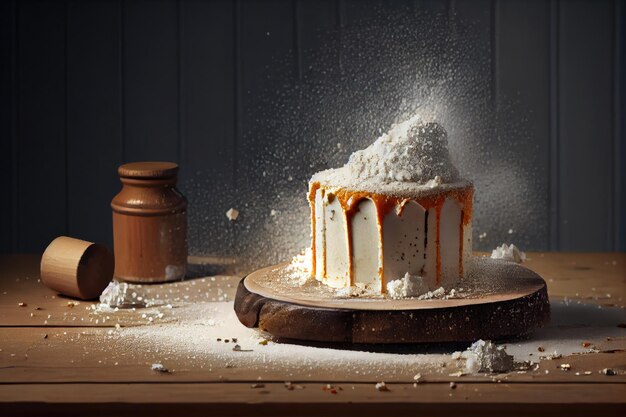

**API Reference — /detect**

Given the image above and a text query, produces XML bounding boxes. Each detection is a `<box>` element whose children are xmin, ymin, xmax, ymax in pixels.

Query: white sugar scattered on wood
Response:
<box><xmin>98</xmin><ymin>281</ymin><xmax>170</xmax><ymax>309</ymax></box>
<box><xmin>375</xmin><ymin>381</ymin><xmax>390</xmax><ymax>391</ymax></box>
<box><xmin>82</xmin><ymin>273</ymin><xmax>626</xmax><ymax>383</ymax></box>
<box><xmin>452</xmin><ymin>340</ymin><xmax>516</xmax><ymax>374</ymax></box>
<box><xmin>99</xmin><ymin>282</ymin><xmax>142</xmax><ymax>308</ymax></box>
<box><xmin>92</xmin><ymin>299</ymin><xmax>625</xmax><ymax>383</ymax></box>
<box><xmin>151</xmin><ymin>363</ymin><xmax>169</xmax><ymax>373</ymax></box>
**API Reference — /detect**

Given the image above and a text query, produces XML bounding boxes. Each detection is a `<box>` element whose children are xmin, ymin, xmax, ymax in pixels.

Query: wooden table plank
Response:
<box><xmin>0</xmin><ymin>253</ymin><xmax>624</xmax><ymax>386</ymax></box>
<box><xmin>522</xmin><ymin>252</ymin><xmax>626</xmax><ymax>305</ymax></box>
<box><xmin>0</xmin><ymin>325</ymin><xmax>624</xmax><ymax>384</ymax></box>
<box><xmin>1</xmin><ymin>383</ymin><xmax>625</xmax><ymax>417</ymax></box>
<box><xmin>0</xmin><ymin>254</ymin><xmax>241</xmax><ymax>327</ymax></box>
<box><xmin>1</xmin><ymin>253</ymin><xmax>624</xmax><ymax>327</ymax></box>
<box><xmin>0</xmin><ymin>253</ymin><xmax>624</xmax><ymax>415</ymax></box>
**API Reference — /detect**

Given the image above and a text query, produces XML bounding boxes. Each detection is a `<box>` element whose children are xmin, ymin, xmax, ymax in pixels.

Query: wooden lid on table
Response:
<box><xmin>40</xmin><ymin>236</ymin><xmax>114</xmax><ymax>300</ymax></box>
<box><xmin>118</xmin><ymin>162</ymin><xmax>179</xmax><ymax>179</ymax></box>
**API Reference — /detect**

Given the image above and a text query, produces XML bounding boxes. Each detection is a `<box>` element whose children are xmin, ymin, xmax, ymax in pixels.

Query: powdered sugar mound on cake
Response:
<box><xmin>348</xmin><ymin>114</ymin><xmax>459</xmax><ymax>183</ymax></box>
<box><xmin>311</xmin><ymin>114</ymin><xmax>463</xmax><ymax>194</ymax></box>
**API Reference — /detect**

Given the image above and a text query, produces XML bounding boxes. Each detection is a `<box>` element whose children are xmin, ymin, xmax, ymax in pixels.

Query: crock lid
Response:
<box><xmin>118</xmin><ymin>161</ymin><xmax>179</xmax><ymax>179</ymax></box>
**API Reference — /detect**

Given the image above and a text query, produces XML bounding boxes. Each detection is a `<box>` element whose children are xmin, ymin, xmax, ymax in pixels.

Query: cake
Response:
<box><xmin>308</xmin><ymin>115</ymin><xmax>473</xmax><ymax>297</ymax></box>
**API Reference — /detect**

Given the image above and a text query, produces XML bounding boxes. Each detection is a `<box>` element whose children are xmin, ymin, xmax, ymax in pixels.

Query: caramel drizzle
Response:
<box><xmin>459</xmin><ymin>209</ymin><xmax>465</xmax><ymax>278</ymax></box>
<box><xmin>308</xmin><ymin>181</ymin><xmax>473</xmax><ymax>289</ymax></box>
<box><xmin>458</xmin><ymin>187</ymin><xmax>473</xmax><ymax>278</ymax></box>
<box><xmin>435</xmin><ymin>203</ymin><xmax>442</xmax><ymax>286</ymax></box>
<box><xmin>309</xmin><ymin>184</ymin><xmax>327</xmax><ymax>280</ymax></box>
<box><xmin>309</xmin><ymin>186</ymin><xmax>317</xmax><ymax>277</ymax></box>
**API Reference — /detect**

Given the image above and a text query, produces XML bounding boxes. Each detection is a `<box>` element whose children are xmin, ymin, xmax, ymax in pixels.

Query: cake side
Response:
<box><xmin>309</xmin><ymin>181</ymin><xmax>473</xmax><ymax>293</ymax></box>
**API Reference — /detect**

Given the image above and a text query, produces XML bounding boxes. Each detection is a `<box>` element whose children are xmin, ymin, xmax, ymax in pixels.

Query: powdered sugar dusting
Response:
<box><xmin>72</xmin><ymin>267</ymin><xmax>626</xmax><ymax>383</ymax></box>
<box><xmin>284</xmin><ymin>249</ymin><xmax>313</xmax><ymax>285</ymax></box>
<box><xmin>311</xmin><ymin>115</ymin><xmax>467</xmax><ymax>196</ymax></box>
<box><xmin>256</xmin><ymin>257</ymin><xmax>541</xmax><ymax>301</ymax></box>
<box><xmin>346</xmin><ymin>115</ymin><xmax>459</xmax><ymax>183</ymax></box>
<box><xmin>85</xmin><ymin>297</ymin><xmax>626</xmax><ymax>383</ymax></box>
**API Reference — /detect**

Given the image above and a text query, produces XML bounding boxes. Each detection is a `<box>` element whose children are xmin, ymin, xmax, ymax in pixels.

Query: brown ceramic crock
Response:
<box><xmin>111</xmin><ymin>162</ymin><xmax>187</xmax><ymax>283</ymax></box>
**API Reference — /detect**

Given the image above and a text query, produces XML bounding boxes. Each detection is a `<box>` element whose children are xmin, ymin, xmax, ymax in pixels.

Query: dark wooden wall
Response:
<box><xmin>1</xmin><ymin>0</ymin><xmax>624</xmax><ymax>256</ymax></box>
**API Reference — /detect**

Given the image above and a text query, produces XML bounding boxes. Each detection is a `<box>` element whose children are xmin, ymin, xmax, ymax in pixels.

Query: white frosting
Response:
<box><xmin>323</xmin><ymin>194</ymin><xmax>350</xmax><ymax>287</ymax></box>
<box><xmin>312</xmin><ymin>115</ymin><xmax>464</xmax><ymax>196</ymax></box>
<box><xmin>382</xmin><ymin>200</ymin><xmax>426</xmax><ymax>286</ymax></box>
<box><xmin>439</xmin><ymin>198</ymin><xmax>463</xmax><ymax>287</ymax></box>
<box><xmin>350</xmin><ymin>199</ymin><xmax>380</xmax><ymax>286</ymax></box>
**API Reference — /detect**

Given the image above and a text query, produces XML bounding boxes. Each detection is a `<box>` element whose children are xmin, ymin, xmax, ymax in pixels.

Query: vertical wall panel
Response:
<box><xmin>66</xmin><ymin>1</ymin><xmax>122</xmax><ymax>248</ymax></box>
<box><xmin>340</xmin><ymin>0</ymin><xmax>389</xmax><ymax>25</ymax></box>
<box><xmin>0</xmin><ymin>1</ymin><xmax>16</xmax><ymax>253</ymax></box>
<box><xmin>123</xmin><ymin>0</ymin><xmax>179</xmax><ymax>162</ymax></box>
<box><xmin>1</xmin><ymin>0</ymin><xmax>624</xmax><ymax>254</ymax></box>
<box><xmin>180</xmin><ymin>0</ymin><xmax>235</xmax><ymax>182</ymax></box>
<box><xmin>549</xmin><ymin>0</ymin><xmax>559</xmax><ymax>250</ymax></box>
<box><xmin>496</xmin><ymin>0</ymin><xmax>551</xmax><ymax>250</ymax></box>
<box><xmin>558</xmin><ymin>0</ymin><xmax>614</xmax><ymax>251</ymax></box>
<box><xmin>450</xmin><ymin>0</ymin><xmax>496</xmax><ymax>252</ymax></box>
<box><xmin>412</xmin><ymin>0</ymin><xmax>447</xmax><ymax>16</ymax></box>
<box><xmin>341</xmin><ymin>0</ymin><xmax>416</xmax><ymax>29</ymax></box>
<box><xmin>16</xmin><ymin>0</ymin><xmax>67</xmax><ymax>253</ymax></box>
<box><xmin>234</xmin><ymin>0</ymin><xmax>296</xmax><ymax>264</ymax></box>
<box><xmin>297</xmin><ymin>0</ymin><xmax>339</xmax><ymax>76</ymax></box>
<box><xmin>180</xmin><ymin>0</ymin><xmax>236</xmax><ymax>254</ymax></box>
<box><xmin>238</xmin><ymin>0</ymin><xmax>295</xmax><ymax>181</ymax></box>
<box><xmin>451</xmin><ymin>0</ymin><xmax>492</xmax><ymax>99</ymax></box>
<box><xmin>617</xmin><ymin>0</ymin><xmax>625</xmax><ymax>252</ymax></box>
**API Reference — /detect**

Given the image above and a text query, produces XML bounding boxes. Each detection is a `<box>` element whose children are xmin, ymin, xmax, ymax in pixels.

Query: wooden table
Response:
<box><xmin>0</xmin><ymin>253</ymin><xmax>625</xmax><ymax>416</ymax></box>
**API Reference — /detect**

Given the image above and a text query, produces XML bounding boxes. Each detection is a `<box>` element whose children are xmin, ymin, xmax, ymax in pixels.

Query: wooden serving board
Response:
<box><xmin>234</xmin><ymin>260</ymin><xmax>550</xmax><ymax>343</ymax></box>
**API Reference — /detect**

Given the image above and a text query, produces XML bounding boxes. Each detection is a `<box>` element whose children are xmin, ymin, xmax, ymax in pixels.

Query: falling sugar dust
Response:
<box><xmin>182</xmin><ymin>5</ymin><xmax>547</xmax><ymax>273</ymax></box>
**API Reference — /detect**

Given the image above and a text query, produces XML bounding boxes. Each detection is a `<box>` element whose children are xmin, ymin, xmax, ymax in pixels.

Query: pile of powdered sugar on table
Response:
<box><xmin>84</xmin><ymin>292</ymin><xmax>625</xmax><ymax>381</ymax></box>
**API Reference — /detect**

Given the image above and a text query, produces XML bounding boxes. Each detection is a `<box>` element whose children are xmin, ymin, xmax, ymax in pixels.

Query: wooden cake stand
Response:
<box><xmin>234</xmin><ymin>259</ymin><xmax>550</xmax><ymax>344</ymax></box>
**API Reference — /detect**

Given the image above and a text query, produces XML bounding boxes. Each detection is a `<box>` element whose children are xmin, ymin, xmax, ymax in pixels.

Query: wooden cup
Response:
<box><xmin>40</xmin><ymin>236</ymin><xmax>114</xmax><ymax>300</ymax></box>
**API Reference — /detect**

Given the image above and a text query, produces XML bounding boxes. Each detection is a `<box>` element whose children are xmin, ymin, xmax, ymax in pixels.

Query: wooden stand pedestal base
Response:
<box><xmin>234</xmin><ymin>259</ymin><xmax>550</xmax><ymax>344</ymax></box>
